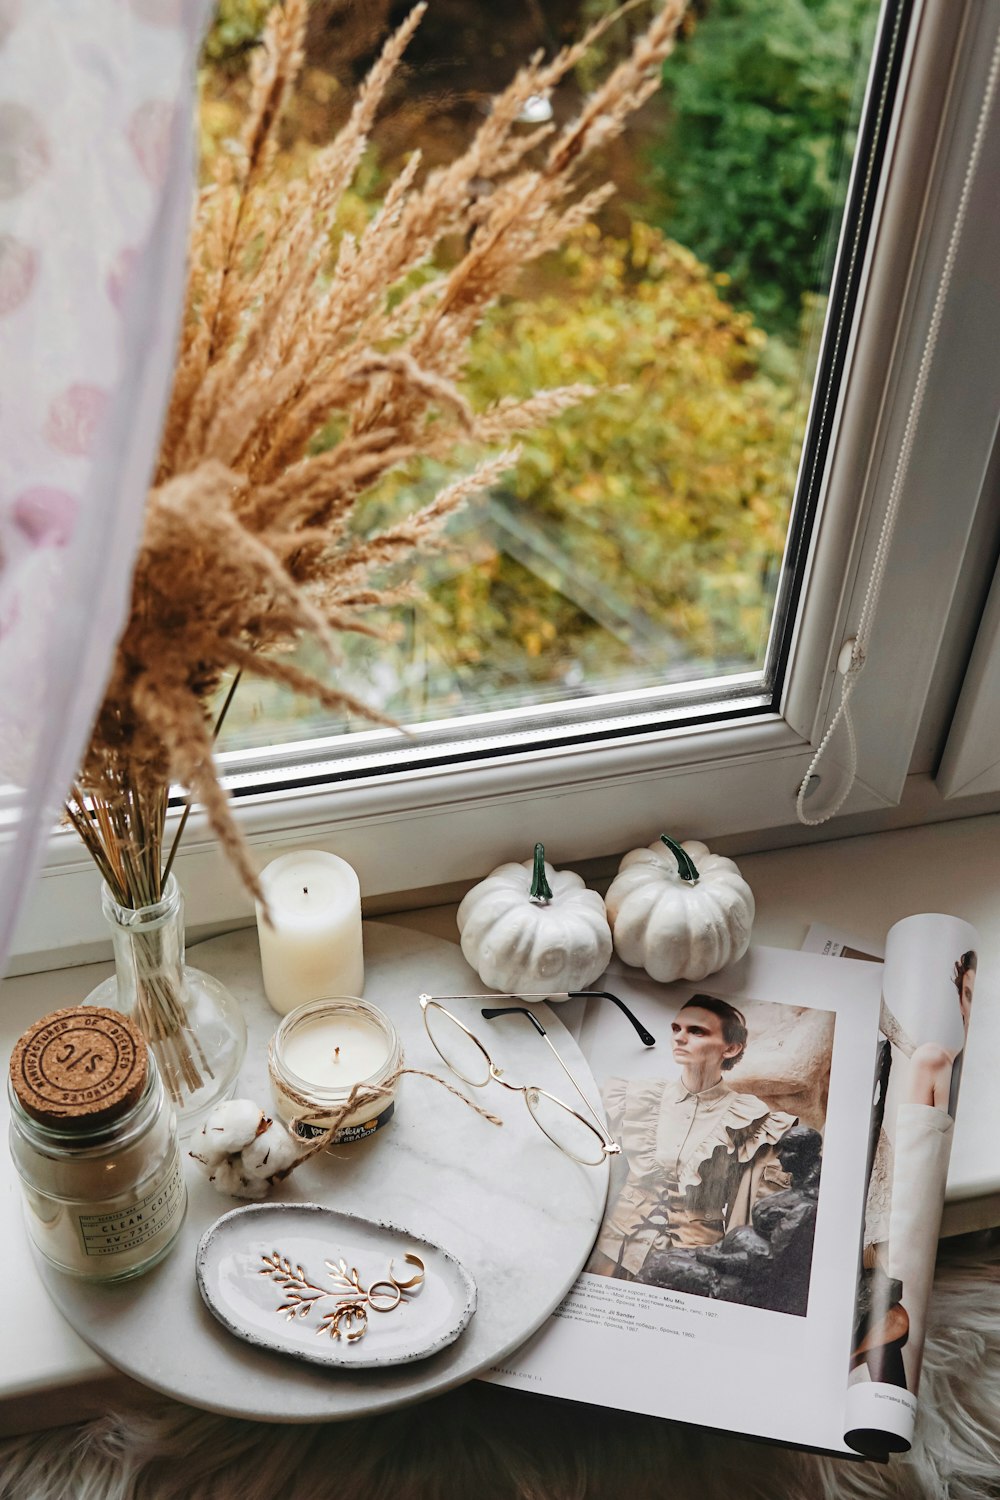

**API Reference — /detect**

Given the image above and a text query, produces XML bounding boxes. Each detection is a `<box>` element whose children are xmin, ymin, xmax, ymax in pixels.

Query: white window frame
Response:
<box><xmin>936</xmin><ymin>565</ymin><xmax>1000</xmax><ymax>802</ymax></box>
<box><xmin>11</xmin><ymin>0</ymin><xmax>1000</xmax><ymax>972</ymax></box>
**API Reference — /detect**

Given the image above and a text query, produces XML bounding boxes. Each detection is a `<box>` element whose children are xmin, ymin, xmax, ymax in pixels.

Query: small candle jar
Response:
<box><xmin>268</xmin><ymin>997</ymin><xmax>402</xmax><ymax>1146</ymax></box>
<box><xmin>8</xmin><ymin>1006</ymin><xmax>186</xmax><ymax>1281</ymax></box>
<box><xmin>256</xmin><ymin>850</ymin><xmax>364</xmax><ymax>1015</ymax></box>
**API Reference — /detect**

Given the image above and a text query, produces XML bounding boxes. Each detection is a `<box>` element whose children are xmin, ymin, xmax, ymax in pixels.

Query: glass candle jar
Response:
<box><xmin>8</xmin><ymin>1006</ymin><xmax>186</xmax><ymax>1281</ymax></box>
<box><xmin>268</xmin><ymin>997</ymin><xmax>402</xmax><ymax>1145</ymax></box>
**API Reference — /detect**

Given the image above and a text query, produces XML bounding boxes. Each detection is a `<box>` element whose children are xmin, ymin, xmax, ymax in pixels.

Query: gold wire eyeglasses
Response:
<box><xmin>418</xmin><ymin>990</ymin><xmax>655</xmax><ymax>1166</ymax></box>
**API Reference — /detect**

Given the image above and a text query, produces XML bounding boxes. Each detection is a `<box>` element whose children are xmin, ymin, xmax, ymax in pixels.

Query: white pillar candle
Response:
<box><xmin>269</xmin><ymin>999</ymin><xmax>403</xmax><ymax>1145</ymax></box>
<box><xmin>255</xmin><ymin>850</ymin><xmax>364</xmax><ymax>1015</ymax></box>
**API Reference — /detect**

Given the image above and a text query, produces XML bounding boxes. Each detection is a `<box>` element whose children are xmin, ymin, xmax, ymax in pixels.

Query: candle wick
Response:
<box><xmin>334</xmin><ymin>1046</ymin><xmax>340</xmax><ymax>1062</ymax></box>
<box><xmin>303</xmin><ymin>886</ymin><xmax>308</xmax><ymax>895</ymax></box>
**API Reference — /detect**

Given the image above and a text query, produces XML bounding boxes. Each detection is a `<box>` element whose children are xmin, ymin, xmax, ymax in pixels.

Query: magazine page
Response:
<box><xmin>840</xmin><ymin>914</ymin><xmax>980</xmax><ymax>1457</ymax></box>
<box><xmin>802</xmin><ymin>924</ymin><xmax>884</xmax><ymax>962</ymax></box>
<box><xmin>489</xmin><ymin>945</ymin><xmax>883</xmax><ymax>1456</ymax></box>
<box><xmin>805</xmin><ymin>919</ymin><xmax>986</xmax><ymax>1233</ymax></box>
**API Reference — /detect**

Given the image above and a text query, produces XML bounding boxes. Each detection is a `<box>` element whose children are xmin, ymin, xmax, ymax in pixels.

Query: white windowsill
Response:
<box><xmin>2</xmin><ymin>812</ymin><xmax>999</xmax><ymax>1435</ymax></box>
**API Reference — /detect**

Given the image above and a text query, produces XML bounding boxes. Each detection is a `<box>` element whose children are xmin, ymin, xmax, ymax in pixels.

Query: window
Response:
<box><xmin>205</xmin><ymin>0</ymin><xmax>883</xmax><ymax>753</ymax></box>
<box><xmin>14</xmin><ymin>0</ymin><xmax>1000</xmax><ymax>968</ymax></box>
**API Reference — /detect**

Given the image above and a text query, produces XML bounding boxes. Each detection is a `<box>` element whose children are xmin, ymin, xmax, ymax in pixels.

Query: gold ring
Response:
<box><xmin>366</xmin><ymin>1279</ymin><xmax>403</xmax><ymax>1313</ymax></box>
<box><xmin>389</xmin><ymin>1253</ymin><xmax>426</xmax><ymax>1292</ymax></box>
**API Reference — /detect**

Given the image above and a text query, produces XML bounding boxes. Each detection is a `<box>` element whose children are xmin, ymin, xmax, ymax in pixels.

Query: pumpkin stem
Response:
<box><xmin>529</xmin><ymin>842</ymin><xmax>554</xmax><ymax>905</ymax></box>
<box><xmin>659</xmin><ymin>835</ymin><xmax>699</xmax><ymax>884</ymax></box>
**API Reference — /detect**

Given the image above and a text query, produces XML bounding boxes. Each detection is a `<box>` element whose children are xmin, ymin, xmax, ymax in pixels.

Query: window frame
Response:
<box><xmin>11</xmin><ymin>0</ymin><xmax>1000</xmax><ymax>972</ymax></box>
<box><xmin>937</xmin><ymin>551</ymin><xmax>1000</xmax><ymax>802</ymax></box>
<box><xmin>786</xmin><ymin>0</ymin><xmax>1000</xmax><ymax>808</ymax></box>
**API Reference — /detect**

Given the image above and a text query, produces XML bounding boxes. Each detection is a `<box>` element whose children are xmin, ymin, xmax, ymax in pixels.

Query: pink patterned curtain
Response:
<box><xmin>0</xmin><ymin>0</ymin><xmax>212</xmax><ymax>966</ymax></box>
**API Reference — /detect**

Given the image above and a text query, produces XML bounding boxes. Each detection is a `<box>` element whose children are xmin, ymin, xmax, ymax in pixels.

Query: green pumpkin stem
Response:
<box><xmin>529</xmin><ymin>842</ymin><xmax>554</xmax><ymax>905</ymax></box>
<box><xmin>660</xmin><ymin>834</ymin><xmax>699</xmax><ymax>884</ymax></box>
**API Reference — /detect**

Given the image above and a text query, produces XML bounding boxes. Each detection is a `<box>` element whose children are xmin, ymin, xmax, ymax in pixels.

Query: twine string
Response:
<box><xmin>266</xmin><ymin>1047</ymin><xmax>504</xmax><ymax>1171</ymax></box>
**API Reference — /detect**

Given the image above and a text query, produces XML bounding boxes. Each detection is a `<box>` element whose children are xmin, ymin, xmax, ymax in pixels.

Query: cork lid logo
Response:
<box><xmin>10</xmin><ymin>1007</ymin><xmax>148</xmax><ymax>1125</ymax></box>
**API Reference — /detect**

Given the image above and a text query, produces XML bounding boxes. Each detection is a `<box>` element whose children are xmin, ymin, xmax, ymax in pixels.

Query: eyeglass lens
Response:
<box><xmin>423</xmin><ymin>1003</ymin><xmax>492</xmax><ymax>1087</ymax></box>
<box><xmin>423</xmin><ymin>1000</ymin><xmax>610</xmax><ymax>1164</ymax></box>
<box><xmin>525</xmin><ymin>1087</ymin><xmax>608</xmax><ymax>1165</ymax></box>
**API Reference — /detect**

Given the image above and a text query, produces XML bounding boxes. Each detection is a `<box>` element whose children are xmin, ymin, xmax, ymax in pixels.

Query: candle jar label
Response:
<box><xmin>76</xmin><ymin>1147</ymin><xmax>185</xmax><ymax>1258</ymax></box>
<box><xmin>294</xmin><ymin>1101</ymin><xmax>395</xmax><ymax>1146</ymax></box>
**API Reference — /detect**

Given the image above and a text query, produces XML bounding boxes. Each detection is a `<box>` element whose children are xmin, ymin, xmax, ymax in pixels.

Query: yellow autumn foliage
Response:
<box><xmin>197</xmin><ymin>7</ymin><xmax>808</xmax><ymax>725</ymax></box>
<box><xmin>407</xmin><ymin>219</ymin><xmax>805</xmax><ymax>695</ymax></box>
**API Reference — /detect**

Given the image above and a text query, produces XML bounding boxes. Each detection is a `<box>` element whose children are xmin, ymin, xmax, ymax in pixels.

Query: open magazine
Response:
<box><xmin>488</xmin><ymin>913</ymin><xmax>979</xmax><ymax>1461</ymax></box>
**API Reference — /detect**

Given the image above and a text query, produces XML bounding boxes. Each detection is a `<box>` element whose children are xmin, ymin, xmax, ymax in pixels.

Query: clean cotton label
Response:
<box><xmin>77</xmin><ymin>1150</ymin><xmax>184</xmax><ymax>1257</ymax></box>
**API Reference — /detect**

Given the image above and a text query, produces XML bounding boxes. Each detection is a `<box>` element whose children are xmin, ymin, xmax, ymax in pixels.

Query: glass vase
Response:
<box><xmin>85</xmin><ymin>876</ymin><xmax>246</xmax><ymax>1137</ymax></box>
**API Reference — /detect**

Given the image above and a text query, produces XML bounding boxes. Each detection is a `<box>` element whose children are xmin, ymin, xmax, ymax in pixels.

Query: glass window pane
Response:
<box><xmin>202</xmin><ymin>0</ymin><xmax>883</xmax><ymax>754</ymax></box>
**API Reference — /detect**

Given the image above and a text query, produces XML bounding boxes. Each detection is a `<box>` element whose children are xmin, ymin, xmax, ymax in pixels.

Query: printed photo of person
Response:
<box><xmin>587</xmin><ymin>993</ymin><xmax>829</xmax><ymax>1316</ymax></box>
<box><xmin>850</xmin><ymin>921</ymin><xmax>977</xmax><ymax>1395</ymax></box>
<box><xmin>903</xmin><ymin>948</ymin><xmax>975</xmax><ymax>1114</ymax></box>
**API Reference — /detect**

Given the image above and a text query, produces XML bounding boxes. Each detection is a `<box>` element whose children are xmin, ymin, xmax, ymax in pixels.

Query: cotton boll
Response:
<box><xmin>188</xmin><ymin>1098</ymin><xmax>316</xmax><ymax>1200</ymax></box>
<box><xmin>200</xmin><ymin>1098</ymin><xmax>266</xmax><ymax>1153</ymax></box>
<box><xmin>190</xmin><ymin>1114</ymin><xmax>241</xmax><ymax>1171</ymax></box>
<box><xmin>188</xmin><ymin>1140</ymin><xmax>228</xmax><ymax>1171</ymax></box>
<box><xmin>210</xmin><ymin>1158</ymin><xmax>269</xmax><ymax>1200</ymax></box>
<box><xmin>241</xmin><ymin>1119</ymin><xmax>301</xmax><ymax>1181</ymax></box>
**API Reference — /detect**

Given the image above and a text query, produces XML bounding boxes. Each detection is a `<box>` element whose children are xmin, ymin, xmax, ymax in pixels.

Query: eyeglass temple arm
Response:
<box><xmin>569</xmin><ymin>991</ymin><xmax>655</xmax><ymax>1047</ymax></box>
<box><xmin>481</xmin><ymin>1004</ymin><xmax>546</xmax><ymax>1035</ymax></box>
<box><xmin>480</xmin><ymin>1006</ymin><xmax>615</xmax><ymax>1143</ymax></box>
<box><xmin>421</xmin><ymin>991</ymin><xmax>654</xmax><ymax>1046</ymax></box>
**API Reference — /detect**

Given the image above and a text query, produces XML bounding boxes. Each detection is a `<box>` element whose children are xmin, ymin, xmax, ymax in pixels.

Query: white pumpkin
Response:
<box><xmin>457</xmin><ymin>843</ymin><xmax>612</xmax><ymax>995</ymax></box>
<box><xmin>605</xmin><ymin>835</ymin><xmax>754</xmax><ymax>983</ymax></box>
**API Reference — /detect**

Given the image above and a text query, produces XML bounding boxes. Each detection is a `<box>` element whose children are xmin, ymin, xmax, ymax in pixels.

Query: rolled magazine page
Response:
<box><xmin>843</xmin><ymin>913</ymin><xmax>980</xmax><ymax>1457</ymax></box>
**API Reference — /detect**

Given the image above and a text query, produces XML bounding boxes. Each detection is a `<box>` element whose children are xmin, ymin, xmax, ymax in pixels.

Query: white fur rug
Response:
<box><xmin>2</xmin><ymin>1240</ymin><xmax>999</xmax><ymax>1500</ymax></box>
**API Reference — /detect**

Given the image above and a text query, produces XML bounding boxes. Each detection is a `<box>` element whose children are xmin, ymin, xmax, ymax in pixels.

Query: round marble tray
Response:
<box><xmin>38</xmin><ymin>922</ymin><xmax>609</xmax><ymax>1422</ymax></box>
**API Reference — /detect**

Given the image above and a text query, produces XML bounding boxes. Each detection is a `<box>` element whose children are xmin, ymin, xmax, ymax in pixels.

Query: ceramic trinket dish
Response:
<box><xmin>196</xmin><ymin>1202</ymin><xmax>477</xmax><ymax>1369</ymax></box>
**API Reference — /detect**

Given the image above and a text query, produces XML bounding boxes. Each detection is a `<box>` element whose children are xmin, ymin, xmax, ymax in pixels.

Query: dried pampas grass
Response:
<box><xmin>69</xmin><ymin>0</ymin><xmax>690</xmax><ymax>908</ymax></box>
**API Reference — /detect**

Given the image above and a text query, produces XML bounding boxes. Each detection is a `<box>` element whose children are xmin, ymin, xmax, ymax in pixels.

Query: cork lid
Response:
<box><xmin>9</xmin><ymin>1006</ymin><xmax>148</xmax><ymax>1127</ymax></box>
